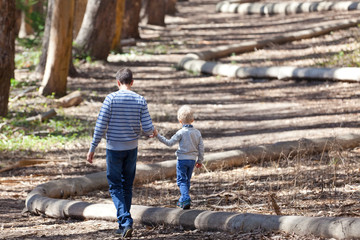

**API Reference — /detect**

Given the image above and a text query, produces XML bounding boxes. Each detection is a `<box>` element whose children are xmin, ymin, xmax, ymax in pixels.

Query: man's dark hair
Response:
<box><xmin>116</xmin><ymin>68</ymin><xmax>133</xmax><ymax>85</ymax></box>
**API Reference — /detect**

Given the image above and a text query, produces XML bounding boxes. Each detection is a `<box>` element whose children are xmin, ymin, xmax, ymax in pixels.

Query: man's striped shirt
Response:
<box><xmin>90</xmin><ymin>89</ymin><xmax>154</xmax><ymax>152</ymax></box>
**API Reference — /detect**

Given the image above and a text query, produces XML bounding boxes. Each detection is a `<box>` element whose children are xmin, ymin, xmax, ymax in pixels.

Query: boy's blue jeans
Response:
<box><xmin>176</xmin><ymin>159</ymin><xmax>195</xmax><ymax>203</ymax></box>
<box><xmin>106</xmin><ymin>148</ymin><xmax>137</xmax><ymax>229</ymax></box>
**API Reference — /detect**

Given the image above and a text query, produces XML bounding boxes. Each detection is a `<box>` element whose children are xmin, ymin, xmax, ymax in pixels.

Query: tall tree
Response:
<box><xmin>111</xmin><ymin>0</ymin><xmax>126</xmax><ymax>51</ymax></box>
<box><xmin>143</xmin><ymin>0</ymin><xmax>166</xmax><ymax>26</ymax></box>
<box><xmin>36</xmin><ymin>0</ymin><xmax>53</xmax><ymax>74</ymax></box>
<box><xmin>39</xmin><ymin>0</ymin><xmax>74</xmax><ymax>97</ymax></box>
<box><xmin>36</xmin><ymin>0</ymin><xmax>77</xmax><ymax>77</ymax></box>
<box><xmin>166</xmin><ymin>0</ymin><xmax>177</xmax><ymax>15</ymax></box>
<box><xmin>0</xmin><ymin>0</ymin><xmax>16</xmax><ymax>117</ymax></box>
<box><xmin>73</xmin><ymin>0</ymin><xmax>88</xmax><ymax>39</ymax></box>
<box><xmin>74</xmin><ymin>0</ymin><xmax>117</xmax><ymax>60</ymax></box>
<box><xmin>18</xmin><ymin>0</ymin><xmax>33</xmax><ymax>38</ymax></box>
<box><xmin>121</xmin><ymin>0</ymin><xmax>141</xmax><ymax>39</ymax></box>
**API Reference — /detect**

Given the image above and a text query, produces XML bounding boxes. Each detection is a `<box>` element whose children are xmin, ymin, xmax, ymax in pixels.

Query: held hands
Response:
<box><xmin>149</xmin><ymin>128</ymin><xmax>158</xmax><ymax>138</ymax></box>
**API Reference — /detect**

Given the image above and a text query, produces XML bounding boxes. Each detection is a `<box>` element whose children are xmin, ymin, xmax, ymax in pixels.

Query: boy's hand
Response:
<box><xmin>87</xmin><ymin>152</ymin><xmax>94</xmax><ymax>164</ymax></box>
<box><xmin>149</xmin><ymin>128</ymin><xmax>158</xmax><ymax>138</ymax></box>
<box><xmin>195</xmin><ymin>163</ymin><xmax>202</xmax><ymax>168</ymax></box>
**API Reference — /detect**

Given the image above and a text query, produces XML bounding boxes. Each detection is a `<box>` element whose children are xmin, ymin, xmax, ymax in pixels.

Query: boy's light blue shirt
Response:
<box><xmin>157</xmin><ymin>125</ymin><xmax>204</xmax><ymax>164</ymax></box>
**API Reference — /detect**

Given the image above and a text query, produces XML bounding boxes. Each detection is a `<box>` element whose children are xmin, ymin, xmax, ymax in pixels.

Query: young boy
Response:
<box><xmin>87</xmin><ymin>68</ymin><xmax>156</xmax><ymax>238</ymax></box>
<box><xmin>155</xmin><ymin>105</ymin><xmax>204</xmax><ymax>209</ymax></box>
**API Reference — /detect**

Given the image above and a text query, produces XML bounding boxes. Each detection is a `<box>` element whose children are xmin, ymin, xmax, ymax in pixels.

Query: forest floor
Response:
<box><xmin>1</xmin><ymin>0</ymin><xmax>360</xmax><ymax>239</ymax></box>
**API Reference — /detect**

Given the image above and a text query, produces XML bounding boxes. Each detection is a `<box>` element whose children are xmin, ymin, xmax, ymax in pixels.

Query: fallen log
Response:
<box><xmin>10</xmin><ymin>86</ymin><xmax>37</xmax><ymax>102</ymax></box>
<box><xmin>179</xmin><ymin>59</ymin><xmax>360</xmax><ymax>82</ymax></box>
<box><xmin>181</xmin><ymin>18</ymin><xmax>360</xmax><ymax>61</ymax></box>
<box><xmin>25</xmin><ymin>134</ymin><xmax>360</xmax><ymax>238</ymax></box>
<box><xmin>216</xmin><ymin>1</ymin><xmax>360</xmax><ymax>15</ymax></box>
<box><xmin>56</xmin><ymin>90</ymin><xmax>83</xmax><ymax>108</ymax></box>
<box><xmin>0</xmin><ymin>158</ymin><xmax>64</xmax><ymax>173</ymax></box>
<box><xmin>25</xmin><ymin>188</ymin><xmax>360</xmax><ymax>239</ymax></box>
<box><xmin>25</xmin><ymin>109</ymin><xmax>57</xmax><ymax>122</ymax></box>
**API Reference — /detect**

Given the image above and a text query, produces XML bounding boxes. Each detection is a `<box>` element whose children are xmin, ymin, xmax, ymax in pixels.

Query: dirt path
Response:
<box><xmin>1</xmin><ymin>0</ymin><xmax>360</xmax><ymax>239</ymax></box>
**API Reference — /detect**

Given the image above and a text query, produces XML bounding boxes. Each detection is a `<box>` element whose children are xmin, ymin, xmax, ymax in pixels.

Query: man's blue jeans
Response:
<box><xmin>176</xmin><ymin>159</ymin><xmax>195</xmax><ymax>203</ymax></box>
<box><xmin>106</xmin><ymin>148</ymin><xmax>137</xmax><ymax>229</ymax></box>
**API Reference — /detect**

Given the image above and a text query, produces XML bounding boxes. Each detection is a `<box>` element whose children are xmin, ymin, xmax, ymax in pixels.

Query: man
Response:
<box><xmin>87</xmin><ymin>68</ymin><xmax>155</xmax><ymax>238</ymax></box>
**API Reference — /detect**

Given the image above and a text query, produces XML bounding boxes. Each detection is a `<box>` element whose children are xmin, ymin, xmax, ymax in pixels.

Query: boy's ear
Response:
<box><xmin>117</xmin><ymin>80</ymin><xmax>121</xmax><ymax>87</ymax></box>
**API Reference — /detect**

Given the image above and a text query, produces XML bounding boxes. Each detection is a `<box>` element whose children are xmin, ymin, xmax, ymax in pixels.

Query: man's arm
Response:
<box><xmin>140</xmin><ymin>99</ymin><xmax>155</xmax><ymax>136</ymax></box>
<box><xmin>87</xmin><ymin>97</ymin><xmax>111</xmax><ymax>163</ymax></box>
<box><xmin>87</xmin><ymin>152</ymin><xmax>94</xmax><ymax>164</ymax></box>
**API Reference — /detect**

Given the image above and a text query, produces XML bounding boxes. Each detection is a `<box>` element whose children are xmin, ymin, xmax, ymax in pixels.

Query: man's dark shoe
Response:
<box><xmin>182</xmin><ymin>200</ymin><xmax>191</xmax><ymax>210</ymax></box>
<box><xmin>122</xmin><ymin>226</ymin><xmax>133</xmax><ymax>238</ymax></box>
<box><xmin>115</xmin><ymin>227</ymin><xmax>124</xmax><ymax>235</ymax></box>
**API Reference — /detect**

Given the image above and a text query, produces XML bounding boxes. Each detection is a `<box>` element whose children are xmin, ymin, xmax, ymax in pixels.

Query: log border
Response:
<box><xmin>216</xmin><ymin>1</ymin><xmax>360</xmax><ymax>15</ymax></box>
<box><xmin>25</xmin><ymin>134</ymin><xmax>360</xmax><ymax>238</ymax></box>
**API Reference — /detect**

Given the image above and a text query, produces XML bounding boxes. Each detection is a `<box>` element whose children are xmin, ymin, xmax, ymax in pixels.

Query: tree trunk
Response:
<box><xmin>0</xmin><ymin>0</ymin><xmax>16</xmax><ymax>117</ymax></box>
<box><xmin>111</xmin><ymin>0</ymin><xmax>126</xmax><ymax>51</ymax></box>
<box><xmin>121</xmin><ymin>0</ymin><xmax>141</xmax><ymax>39</ymax></box>
<box><xmin>166</xmin><ymin>0</ymin><xmax>177</xmax><ymax>15</ymax></box>
<box><xmin>73</xmin><ymin>0</ymin><xmax>88</xmax><ymax>39</ymax></box>
<box><xmin>143</xmin><ymin>0</ymin><xmax>166</xmax><ymax>26</ymax></box>
<box><xmin>18</xmin><ymin>0</ymin><xmax>33</xmax><ymax>38</ymax></box>
<box><xmin>39</xmin><ymin>0</ymin><xmax>74</xmax><ymax>97</ymax></box>
<box><xmin>37</xmin><ymin>0</ymin><xmax>77</xmax><ymax>78</ymax></box>
<box><xmin>36</xmin><ymin>0</ymin><xmax>53</xmax><ymax>74</ymax></box>
<box><xmin>74</xmin><ymin>0</ymin><xmax>117</xmax><ymax>60</ymax></box>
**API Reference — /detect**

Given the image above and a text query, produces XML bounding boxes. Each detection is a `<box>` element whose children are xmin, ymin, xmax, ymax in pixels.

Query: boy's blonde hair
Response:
<box><xmin>177</xmin><ymin>105</ymin><xmax>194</xmax><ymax>124</ymax></box>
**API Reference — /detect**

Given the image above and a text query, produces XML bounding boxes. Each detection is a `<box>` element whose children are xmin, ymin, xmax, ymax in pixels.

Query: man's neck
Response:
<box><xmin>119</xmin><ymin>85</ymin><xmax>131</xmax><ymax>90</ymax></box>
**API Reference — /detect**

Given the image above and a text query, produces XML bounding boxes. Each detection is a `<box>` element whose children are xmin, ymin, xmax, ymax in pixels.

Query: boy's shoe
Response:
<box><xmin>182</xmin><ymin>200</ymin><xmax>191</xmax><ymax>210</ymax></box>
<box><xmin>176</xmin><ymin>201</ymin><xmax>184</xmax><ymax>208</ymax></box>
<box><xmin>122</xmin><ymin>225</ymin><xmax>133</xmax><ymax>238</ymax></box>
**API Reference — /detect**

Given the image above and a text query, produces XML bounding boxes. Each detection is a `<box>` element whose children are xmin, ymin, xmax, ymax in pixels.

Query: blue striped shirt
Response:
<box><xmin>90</xmin><ymin>89</ymin><xmax>154</xmax><ymax>152</ymax></box>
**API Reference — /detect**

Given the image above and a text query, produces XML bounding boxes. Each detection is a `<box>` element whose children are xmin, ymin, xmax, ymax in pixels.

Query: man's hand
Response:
<box><xmin>149</xmin><ymin>128</ymin><xmax>158</xmax><ymax>138</ymax></box>
<box><xmin>195</xmin><ymin>163</ymin><xmax>202</xmax><ymax>168</ymax></box>
<box><xmin>87</xmin><ymin>151</ymin><xmax>94</xmax><ymax>164</ymax></box>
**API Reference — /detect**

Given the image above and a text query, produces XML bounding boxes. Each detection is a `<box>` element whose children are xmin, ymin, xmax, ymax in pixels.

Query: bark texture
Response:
<box><xmin>74</xmin><ymin>0</ymin><xmax>117</xmax><ymax>60</ymax></box>
<box><xmin>0</xmin><ymin>0</ymin><xmax>16</xmax><ymax>117</ymax></box>
<box><xmin>73</xmin><ymin>0</ymin><xmax>88</xmax><ymax>39</ymax></box>
<box><xmin>121</xmin><ymin>0</ymin><xmax>142</xmax><ymax>39</ymax></box>
<box><xmin>111</xmin><ymin>0</ymin><xmax>126</xmax><ymax>51</ymax></box>
<box><xmin>25</xmin><ymin>134</ymin><xmax>360</xmax><ymax>239</ymax></box>
<box><xmin>143</xmin><ymin>0</ymin><xmax>166</xmax><ymax>26</ymax></box>
<box><xmin>166</xmin><ymin>0</ymin><xmax>177</xmax><ymax>15</ymax></box>
<box><xmin>18</xmin><ymin>0</ymin><xmax>33</xmax><ymax>38</ymax></box>
<box><xmin>36</xmin><ymin>0</ymin><xmax>53</xmax><ymax>74</ymax></box>
<box><xmin>39</xmin><ymin>0</ymin><xmax>74</xmax><ymax>97</ymax></box>
<box><xmin>216</xmin><ymin>1</ymin><xmax>360</xmax><ymax>15</ymax></box>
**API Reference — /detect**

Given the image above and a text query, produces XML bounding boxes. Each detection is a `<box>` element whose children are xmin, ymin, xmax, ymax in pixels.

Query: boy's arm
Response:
<box><xmin>196</xmin><ymin>133</ymin><xmax>204</xmax><ymax>165</ymax></box>
<box><xmin>157</xmin><ymin>131</ymin><xmax>182</xmax><ymax>147</ymax></box>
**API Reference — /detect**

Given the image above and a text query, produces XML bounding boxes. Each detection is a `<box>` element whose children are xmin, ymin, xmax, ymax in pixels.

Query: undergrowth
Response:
<box><xmin>0</xmin><ymin>111</ymin><xmax>92</xmax><ymax>152</ymax></box>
